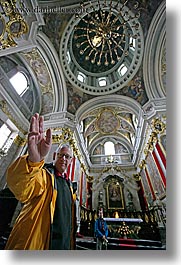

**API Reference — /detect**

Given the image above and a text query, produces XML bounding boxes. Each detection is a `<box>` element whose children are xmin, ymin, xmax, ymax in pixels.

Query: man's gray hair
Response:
<box><xmin>57</xmin><ymin>143</ymin><xmax>73</xmax><ymax>156</ymax></box>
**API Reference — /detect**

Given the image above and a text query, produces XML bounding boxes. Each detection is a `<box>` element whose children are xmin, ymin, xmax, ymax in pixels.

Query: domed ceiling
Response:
<box><xmin>60</xmin><ymin>0</ymin><xmax>144</xmax><ymax>95</ymax></box>
<box><xmin>40</xmin><ymin>0</ymin><xmax>164</xmax><ymax>167</ymax></box>
<box><xmin>0</xmin><ymin>0</ymin><xmax>164</xmax><ymax>169</ymax></box>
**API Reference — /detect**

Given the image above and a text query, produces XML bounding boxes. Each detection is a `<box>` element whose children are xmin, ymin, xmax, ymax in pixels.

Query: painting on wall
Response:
<box><xmin>146</xmin><ymin>152</ymin><xmax>166</xmax><ymax>199</ymax></box>
<box><xmin>106</xmin><ymin>181</ymin><xmax>124</xmax><ymax>209</ymax></box>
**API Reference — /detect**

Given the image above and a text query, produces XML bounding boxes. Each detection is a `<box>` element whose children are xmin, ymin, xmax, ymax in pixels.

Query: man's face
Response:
<box><xmin>99</xmin><ymin>211</ymin><xmax>103</xmax><ymax>218</ymax></box>
<box><xmin>54</xmin><ymin>147</ymin><xmax>72</xmax><ymax>173</ymax></box>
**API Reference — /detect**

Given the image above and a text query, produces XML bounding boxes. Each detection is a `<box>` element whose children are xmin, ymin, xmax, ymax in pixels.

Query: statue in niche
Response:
<box><xmin>98</xmin><ymin>191</ymin><xmax>104</xmax><ymax>209</ymax></box>
<box><xmin>127</xmin><ymin>191</ymin><xmax>133</xmax><ymax>203</ymax></box>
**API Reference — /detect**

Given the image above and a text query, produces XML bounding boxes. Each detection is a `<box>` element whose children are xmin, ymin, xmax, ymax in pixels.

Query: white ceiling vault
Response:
<box><xmin>0</xmin><ymin>0</ymin><xmax>166</xmax><ymax>173</ymax></box>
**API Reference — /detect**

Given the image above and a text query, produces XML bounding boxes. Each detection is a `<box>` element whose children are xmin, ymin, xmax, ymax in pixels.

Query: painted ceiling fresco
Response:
<box><xmin>42</xmin><ymin>0</ymin><xmax>162</xmax><ymax>111</ymax></box>
<box><xmin>0</xmin><ymin>0</ymin><xmax>164</xmax><ymax>168</ymax></box>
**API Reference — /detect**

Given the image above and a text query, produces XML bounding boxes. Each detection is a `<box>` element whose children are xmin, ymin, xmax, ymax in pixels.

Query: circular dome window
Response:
<box><xmin>60</xmin><ymin>1</ymin><xmax>144</xmax><ymax>95</ymax></box>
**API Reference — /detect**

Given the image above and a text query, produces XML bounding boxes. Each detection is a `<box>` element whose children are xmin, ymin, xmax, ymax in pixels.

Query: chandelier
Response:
<box><xmin>0</xmin><ymin>0</ymin><xmax>28</xmax><ymax>49</ymax></box>
<box><xmin>73</xmin><ymin>0</ymin><xmax>140</xmax><ymax>69</ymax></box>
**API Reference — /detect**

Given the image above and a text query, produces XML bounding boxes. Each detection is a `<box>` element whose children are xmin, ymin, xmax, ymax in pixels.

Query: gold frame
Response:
<box><xmin>106</xmin><ymin>180</ymin><xmax>124</xmax><ymax>210</ymax></box>
<box><xmin>0</xmin><ymin>0</ymin><xmax>28</xmax><ymax>49</ymax></box>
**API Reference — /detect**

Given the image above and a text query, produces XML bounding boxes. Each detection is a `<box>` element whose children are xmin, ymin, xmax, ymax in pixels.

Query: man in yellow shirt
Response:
<box><xmin>5</xmin><ymin>113</ymin><xmax>76</xmax><ymax>250</ymax></box>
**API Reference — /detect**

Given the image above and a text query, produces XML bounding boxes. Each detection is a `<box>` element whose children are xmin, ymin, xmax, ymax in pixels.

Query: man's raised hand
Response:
<box><xmin>28</xmin><ymin>113</ymin><xmax>52</xmax><ymax>162</ymax></box>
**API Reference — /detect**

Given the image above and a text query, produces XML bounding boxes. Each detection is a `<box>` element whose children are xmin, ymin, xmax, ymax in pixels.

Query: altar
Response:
<box><xmin>104</xmin><ymin>217</ymin><xmax>143</xmax><ymax>222</ymax></box>
<box><xmin>104</xmin><ymin>217</ymin><xmax>143</xmax><ymax>238</ymax></box>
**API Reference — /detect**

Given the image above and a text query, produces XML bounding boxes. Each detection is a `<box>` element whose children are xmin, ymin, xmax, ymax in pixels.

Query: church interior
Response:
<box><xmin>0</xmin><ymin>0</ymin><xmax>166</xmax><ymax>250</ymax></box>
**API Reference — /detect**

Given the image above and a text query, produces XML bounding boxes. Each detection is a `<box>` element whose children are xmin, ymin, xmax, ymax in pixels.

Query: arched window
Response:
<box><xmin>118</xmin><ymin>63</ymin><xmax>128</xmax><ymax>76</ymax></box>
<box><xmin>10</xmin><ymin>71</ymin><xmax>29</xmax><ymax>96</ymax></box>
<box><xmin>0</xmin><ymin>55</ymin><xmax>41</xmax><ymax>116</ymax></box>
<box><xmin>77</xmin><ymin>72</ymin><xmax>86</xmax><ymax>83</ymax></box>
<box><xmin>98</xmin><ymin>77</ymin><xmax>107</xmax><ymax>87</ymax></box>
<box><xmin>66</xmin><ymin>51</ymin><xmax>71</xmax><ymax>64</ymax></box>
<box><xmin>0</xmin><ymin>124</ymin><xmax>11</xmax><ymax>149</ymax></box>
<box><xmin>0</xmin><ymin>119</ymin><xmax>18</xmax><ymax>155</ymax></box>
<box><xmin>104</xmin><ymin>141</ymin><xmax>115</xmax><ymax>155</ymax></box>
<box><xmin>129</xmin><ymin>37</ymin><xmax>136</xmax><ymax>51</ymax></box>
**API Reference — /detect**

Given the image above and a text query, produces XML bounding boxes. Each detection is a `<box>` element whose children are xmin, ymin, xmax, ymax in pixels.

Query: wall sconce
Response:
<box><xmin>0</xmin><ymin>0</ymin><xmax>28</xmax><ymax>49</ymax></box>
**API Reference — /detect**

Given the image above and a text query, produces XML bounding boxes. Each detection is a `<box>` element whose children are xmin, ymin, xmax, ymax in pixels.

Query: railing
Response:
<box><xmin>90</xmin><ymin>154</ymin><xmax>133</xmax><ymax>165</ymax></box>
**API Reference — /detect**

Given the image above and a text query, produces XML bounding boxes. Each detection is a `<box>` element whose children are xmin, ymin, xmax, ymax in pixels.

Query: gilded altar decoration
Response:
<box><xmin>0</xmin><ymin>0</ymin><xmax>28</xmax><ymax>49</ymax></box>
<box><xmin>118</xmin><ymin>222</ymin><xmax>134</xmax><ymax>238</ymax></box>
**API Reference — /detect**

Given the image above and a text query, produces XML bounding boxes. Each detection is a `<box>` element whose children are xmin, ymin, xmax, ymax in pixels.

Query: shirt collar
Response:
<box><xmin>55</xmin><ymin>169</ymin><xmax>68</xmax><ymax>180</ymax></box>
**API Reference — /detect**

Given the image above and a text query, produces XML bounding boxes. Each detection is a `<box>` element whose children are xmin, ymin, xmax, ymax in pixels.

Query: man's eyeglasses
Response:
<box><xmin>57</xmin><ymin>153</ymin><xmax>72</xmax><ymax>160</ymax></box>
